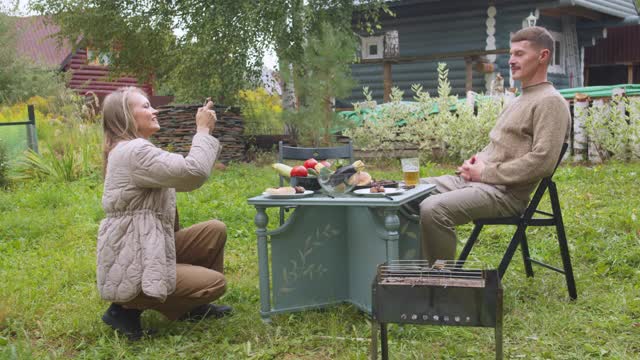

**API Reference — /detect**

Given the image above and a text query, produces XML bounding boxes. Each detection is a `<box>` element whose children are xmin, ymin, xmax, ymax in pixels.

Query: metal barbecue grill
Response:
<box><xmin>370</xmin><ymin>260</ymin><xmax>503</xmax><ymax>360</ymax></box>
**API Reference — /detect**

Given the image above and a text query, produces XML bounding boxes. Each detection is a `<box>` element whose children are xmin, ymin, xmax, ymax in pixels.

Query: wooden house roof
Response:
<box><xmin>12</xmin><ymin>15</ymin><xmax>154</xmax><ymax>98</ymax></box>
<box><xmin>385</xmin><ymin>0</ymin><xmax>638</xmax><ymax>22</ymax></box>
<box><xmin>14</xmin><ymin>16</ymin><xmax>72</xmax><ymax>69</ymax></box>
<box><xmin>559</xmin><ymin>0</ymin><xmax>638</xmax><ymax>20</ymax></box>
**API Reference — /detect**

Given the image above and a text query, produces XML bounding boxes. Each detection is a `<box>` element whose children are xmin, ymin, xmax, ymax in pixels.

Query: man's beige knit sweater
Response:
<box><xmin>478</xmin><ymin>82</ymin><xmax>570</xmax><ymax>201</ymax></box>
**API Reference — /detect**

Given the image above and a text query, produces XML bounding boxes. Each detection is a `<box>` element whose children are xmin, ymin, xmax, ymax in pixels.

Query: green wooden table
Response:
<box><xmin>247</xmin><ymin>184</ymin><xmax>436</xmax><ymax>321</ymax></box>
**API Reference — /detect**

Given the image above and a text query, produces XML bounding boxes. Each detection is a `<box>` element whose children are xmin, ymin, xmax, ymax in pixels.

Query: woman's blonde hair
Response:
<box><xmin>102</xmin><ymin>86</ymin><xmax>147</xmax><ymax>174</ymax></box>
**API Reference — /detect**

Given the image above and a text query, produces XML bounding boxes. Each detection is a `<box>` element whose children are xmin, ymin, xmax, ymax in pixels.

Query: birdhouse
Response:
<box><xmin>384</xmin><ymin>30</ymin><xmax>399</xmax><ymax>59</ymax></box>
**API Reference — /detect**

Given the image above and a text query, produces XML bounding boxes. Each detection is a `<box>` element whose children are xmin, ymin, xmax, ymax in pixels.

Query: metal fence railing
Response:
<box><xmin>0</xmin><ymin>105</ymin><xmax>39</xmax><ymax>157</ymax></box>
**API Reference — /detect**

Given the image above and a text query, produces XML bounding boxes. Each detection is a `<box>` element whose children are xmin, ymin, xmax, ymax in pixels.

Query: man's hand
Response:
<box><xmin>456</xmin><ymin>155</ymin><xmax>475</xmax><ymax>178</ymax></box>
<box><xmin>456</xmin><ymin>155</ymin><xmax>485</xmax><ymax>182</ymax></box>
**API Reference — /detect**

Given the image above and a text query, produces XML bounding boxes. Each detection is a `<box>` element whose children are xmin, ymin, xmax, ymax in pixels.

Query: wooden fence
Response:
<box><xmin>154</xmin><ymin>104</ymin><xmax>245</xmax><ymax>163</ymax></box>
<box><xmin>152</xmin><ymin>92</ymin><xmax>638</xmax><ymax>164</ymax></box>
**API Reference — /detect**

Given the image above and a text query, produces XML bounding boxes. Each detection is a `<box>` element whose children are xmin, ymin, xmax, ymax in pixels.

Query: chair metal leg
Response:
<box><xmin>459</xmin><ymin>224</ymin><xmax>483</xmax><ymax>262</ymax></box>
<box><xmin>549</xmin><ymin>182</ymin><xmax>577</xmax><ymax>300</ymax></box>
<box><xmin>498</xmin><ymin>225</ymin><xmax>526</xmax><ymax>278</ymax></box>
<box><xmin>520</xmin><ymin>232</ymin><xmax>534</xmax><ymax>278</ymax></box>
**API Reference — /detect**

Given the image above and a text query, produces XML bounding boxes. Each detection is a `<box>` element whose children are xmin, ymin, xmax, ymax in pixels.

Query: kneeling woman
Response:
<box><xmin>97</xmin><ymin>87</ymin><xmax>231</xmax><ymax>340</ymax></box>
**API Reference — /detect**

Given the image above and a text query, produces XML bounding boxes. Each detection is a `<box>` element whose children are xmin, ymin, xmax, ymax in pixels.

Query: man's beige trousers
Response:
<box><xmin>419</xmin><ymin>175</ymin><xmax>528</xmax><ymax>264</ymax></box>
<box><xmin>120</xmin><ymin>220</ymin><xmax>227</xmax><ymax>320</ymax></box>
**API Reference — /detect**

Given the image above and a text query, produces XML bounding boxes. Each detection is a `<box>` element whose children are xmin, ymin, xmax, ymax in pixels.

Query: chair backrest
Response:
<box><xmin>549</xmin><ymin>142</ymin><xmax>569</xmax><ymax>179</ymax></box>
<box><xmin>521</xmin><ymin>142</ymin><xmax>568</xmax><ymax>217</ymax></box>
<box><xmin>278</xmin><ymin>140</ymin><xmax>354</xmax><ymax>186</ymax></box>
<box><xmin>278</xmin><ymin>140</ymin><xmax>354</xmax><ymax>163</ymax></box>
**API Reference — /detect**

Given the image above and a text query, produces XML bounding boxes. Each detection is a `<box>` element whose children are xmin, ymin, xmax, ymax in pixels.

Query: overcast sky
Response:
<box><xmin>1</xmin><ymin>0</ymin><xmax>28</xmax><ymax>15</ymax></box>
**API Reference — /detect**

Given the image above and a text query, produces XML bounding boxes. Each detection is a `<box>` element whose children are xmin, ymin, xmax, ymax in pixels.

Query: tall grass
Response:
<box><xmin>1</xmin><ymin>87</ymin><xmax>639</xmax><ymax>358</ymax></box>
<box><xmin>1</xmin><ymin>94</ymin><xmax>103</xmax><ymax>184</ymax></box>
<box><xmin>1</xmin><ymin>161</ymin><xmax>639</xmax><ymax>359</ymax></box>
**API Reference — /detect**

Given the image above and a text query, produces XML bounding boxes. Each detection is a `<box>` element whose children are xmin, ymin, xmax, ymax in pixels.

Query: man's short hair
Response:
<box><xmin>511</xmin><ymin>26</ymin><xmax>554</xmax><ymax>62</ymax></box>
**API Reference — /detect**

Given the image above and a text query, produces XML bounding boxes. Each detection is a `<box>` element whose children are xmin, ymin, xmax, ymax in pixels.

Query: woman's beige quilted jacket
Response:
<box><xmin>97</xmin><ymin>133</ymin><xmax>219</xmax><ymax>303</ymax></box>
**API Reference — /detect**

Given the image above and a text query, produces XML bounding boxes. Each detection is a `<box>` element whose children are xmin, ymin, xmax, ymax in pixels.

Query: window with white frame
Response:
<box><xmin>548</xmin><ymin>30</ymin><xmax>565</xmax><ymax>74</ymax></box>
<box><xmin>86</xmin><ymin>48</ymin><xmax>111</xmax><ymax>66</ymax></box>
<box><xmin>360</xmin><ymin>35</ymin><xmax>384</xmax><ymax>60</ymax></box>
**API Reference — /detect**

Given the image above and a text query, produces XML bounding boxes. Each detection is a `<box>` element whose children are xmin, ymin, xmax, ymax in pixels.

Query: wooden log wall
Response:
<box><xmin>153</xmin><ymin>104</ymin><xmax>245</xmax><ymax>163</ymax></box>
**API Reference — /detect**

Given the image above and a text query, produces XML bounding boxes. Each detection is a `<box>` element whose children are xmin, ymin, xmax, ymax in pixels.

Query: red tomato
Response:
<box><xmin>319</xmin><ymin>160</ymin><xmax>331</xmax><ymax>168</ymax></box>
<box><xmin>290</xmin><ymin>165</ymin><xmax>308</xmax><ymax>177</ymax></box>
<box><xmin>303</xmin><ymin>158</ymin><xmax>318</xmax><ymax>169</ymax></box>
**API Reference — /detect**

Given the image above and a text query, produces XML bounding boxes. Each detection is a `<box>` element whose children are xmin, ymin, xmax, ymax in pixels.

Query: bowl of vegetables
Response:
<box><xmin>272</xmin><ymin>160</ymin><xmax>326</xmax><ymax>191</ymax></box>
<box><xmin>317</xmin><ymin>160</ymin><xmax>365</xmax><ymax>195</ymax></box>
<box><xmin>289</xmin><ymin>175</ymin><xmax>321</xmax><ymax>191</ymax></box>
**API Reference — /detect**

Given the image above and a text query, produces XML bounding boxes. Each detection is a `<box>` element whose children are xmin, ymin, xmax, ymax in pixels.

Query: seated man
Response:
<box><xmin>419</xmin><ymin>26</ymin><xmax>571</xmax><ymax>264</ymax></box>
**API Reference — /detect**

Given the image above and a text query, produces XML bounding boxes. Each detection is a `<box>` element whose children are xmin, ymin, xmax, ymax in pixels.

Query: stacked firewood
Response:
<box><xmin>153</xmin><ymin>104</ymin><xmax>245</xmax><ymax>163</ymax></box>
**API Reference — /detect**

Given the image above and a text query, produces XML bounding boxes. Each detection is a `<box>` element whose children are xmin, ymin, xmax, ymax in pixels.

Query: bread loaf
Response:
<box><xmin>265</xmin><ymin>187</ymin><xmax>296</xmax><ymax>195</ymax></box>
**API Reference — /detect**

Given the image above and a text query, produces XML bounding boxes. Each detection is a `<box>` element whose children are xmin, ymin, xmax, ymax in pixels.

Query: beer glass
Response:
<box><xmin>401</xmin><ymin>158</ymin><xmax>420</xmax><ymax>186</ymax></box>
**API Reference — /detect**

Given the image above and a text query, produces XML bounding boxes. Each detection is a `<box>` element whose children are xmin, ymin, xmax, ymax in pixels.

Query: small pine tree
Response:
<box><xmin>286</xmin><ymin>22</ymin><xmax>356</xmax><ymax>146</ymax></box>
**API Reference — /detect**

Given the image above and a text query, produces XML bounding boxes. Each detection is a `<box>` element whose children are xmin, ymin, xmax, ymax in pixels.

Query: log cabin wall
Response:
<box><xmin>63</xmin><ymin>49</ymin><xmax>154</xmax><ymax>100</ymax></box>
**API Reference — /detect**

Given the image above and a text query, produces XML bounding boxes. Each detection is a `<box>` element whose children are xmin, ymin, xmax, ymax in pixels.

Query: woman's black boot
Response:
<box><xmin>102</xmin><ymin>303</ymin><xmax>148</xmax><ymax>341</ymax></box>
<box><xmin>178</xmin><ymin>303</ymin><xmax>233</xmax><ymax>322</ymax></box>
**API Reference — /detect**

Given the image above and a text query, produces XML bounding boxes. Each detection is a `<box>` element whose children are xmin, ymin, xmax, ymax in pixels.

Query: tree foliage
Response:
<box><xmin>238</xmin><ymin>87</ymin><xmax>284</xmax><ymax>135</ymax></box>
<box><xmin>29</xmin><ymin>0</ymin><xmax>390</xmax><ymax>103</ymax></box>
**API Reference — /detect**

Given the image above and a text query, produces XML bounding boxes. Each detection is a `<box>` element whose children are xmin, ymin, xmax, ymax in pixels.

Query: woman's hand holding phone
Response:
<box><xmin>196</xmin><ymin>97</ymin><xmax>216</xmax><ymax>134</ymax></box>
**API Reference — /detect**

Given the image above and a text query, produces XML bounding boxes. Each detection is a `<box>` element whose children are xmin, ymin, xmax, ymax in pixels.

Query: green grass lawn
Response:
<box><xmin>0</xmin><ymin>161</ymin><xmax>639</xmax><ymax>359</ymax></box>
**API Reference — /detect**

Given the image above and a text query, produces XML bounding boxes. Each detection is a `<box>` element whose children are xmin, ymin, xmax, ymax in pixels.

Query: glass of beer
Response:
<box><xmin>401</xmin><ymin>158</ymin><xmax>420</xmax><ymax>186</ymax></box>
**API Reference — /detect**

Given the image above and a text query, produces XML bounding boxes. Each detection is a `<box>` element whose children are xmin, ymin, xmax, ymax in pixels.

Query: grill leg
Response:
<box><xmin>520</xmin><ymin>232</ymin><xmax>534</xmax><ymax>278</ymax></box>
<box><xmin>381</xmin><ymin>323</ymin><xmax>389</xmax><ymax>360</ymax></box>
<box><xmin>549</xmin><ymin>182</ymin><xmax>577</xmax><ymax>300</ymax></box>
<box><xmin>459</xmin><ymin>223</ymin><xmax>483</xmax><ymax>262</ymax></box>
<box><xmin>370</xmin><ymin>321</ymin><xmax>378</xmax><ymax>360</ymax></box>
<box><xmin>496</xmin><ymin>289</ymin><xmax>504</xmax><ymax>360</ymax></box>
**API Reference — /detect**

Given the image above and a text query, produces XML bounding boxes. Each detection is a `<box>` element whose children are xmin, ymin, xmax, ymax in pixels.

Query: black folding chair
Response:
<box><xmin>277</xmin><ymin>140</ymin><xmax>354</xmax><ymax>225</ymax></box>
<box><xmin>458</xmin><ymin>143</ymin><xmax>577</xmax><ymax>300</ymax></box>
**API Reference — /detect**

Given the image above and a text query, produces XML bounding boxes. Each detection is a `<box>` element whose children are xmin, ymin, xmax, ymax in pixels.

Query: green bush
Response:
<box><xmin>582</xmin><ymin>96</ymin><xmax>640</xmax><ymax>161</ymax></box>
<box><xmin>13</xmin><ymin>141</ymin><xmax>100</xmax><ymax>183</ymax></box>
<box><xmin>348</xmin><ymin>63</ymin><xmax>640</xmax><ymax>165</ymax></box>
<box><xmin>238</xmin><ymin>87</ymin><xmax>284</xmax><ymax>135</ymax></box>
<box><xmin>345</xmin><ymin>63</ymin><xmax>504</xmax><ymax>164</ymax></box>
